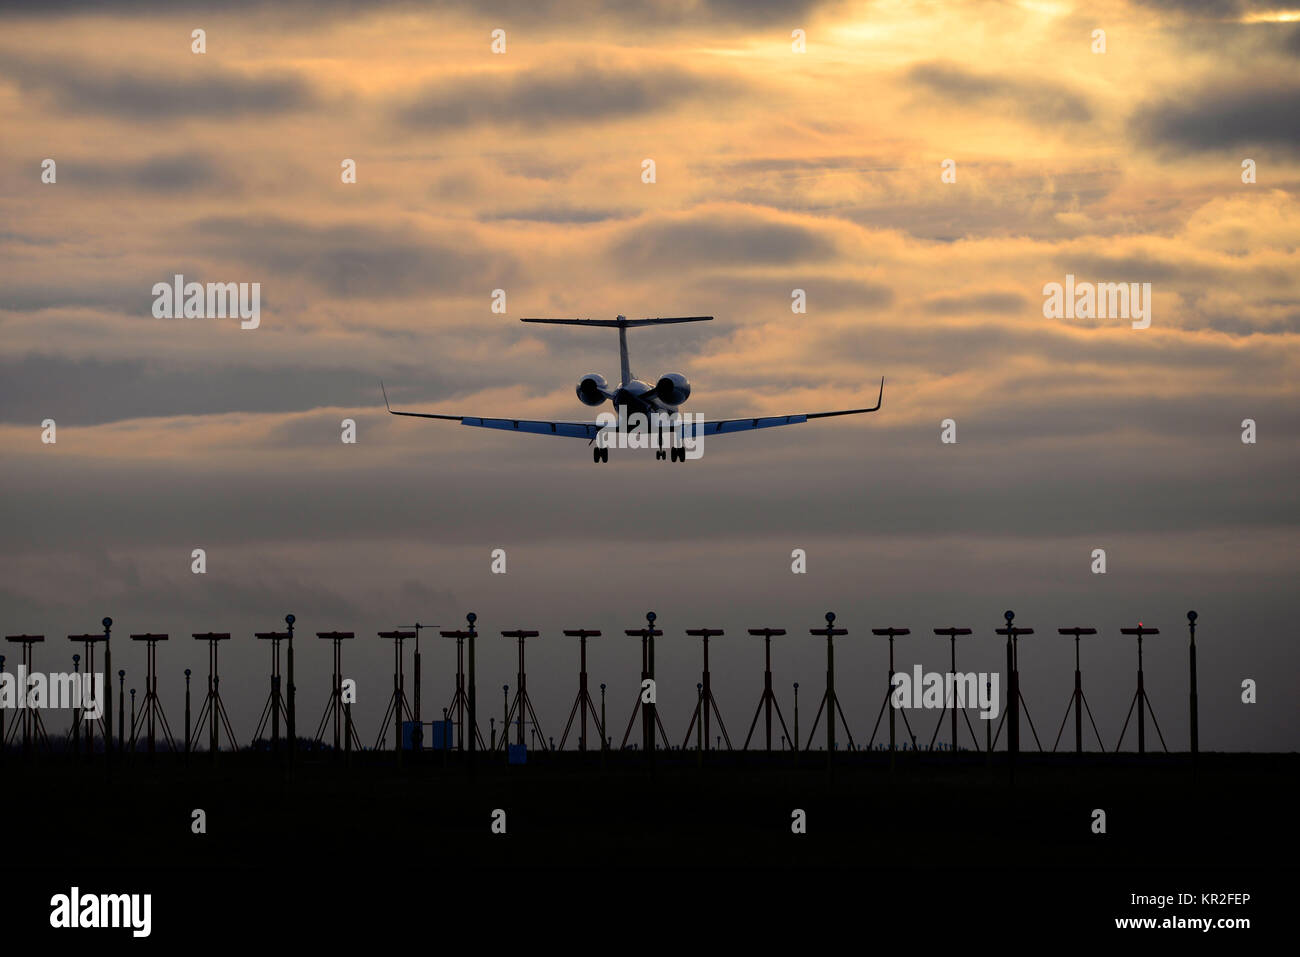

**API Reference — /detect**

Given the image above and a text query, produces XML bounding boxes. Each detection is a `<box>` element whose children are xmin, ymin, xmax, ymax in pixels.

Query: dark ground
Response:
<box><xmin>3</xmin><ymin>749</ymin><xmax>1293</xmax><ymax>941</ymax></box>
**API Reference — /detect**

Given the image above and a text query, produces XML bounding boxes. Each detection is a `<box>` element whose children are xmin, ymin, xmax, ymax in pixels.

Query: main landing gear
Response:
<box><xmin>591</xmin><ymin>446</ymin><xmax>687</xmax><ymax>463</ymax></box>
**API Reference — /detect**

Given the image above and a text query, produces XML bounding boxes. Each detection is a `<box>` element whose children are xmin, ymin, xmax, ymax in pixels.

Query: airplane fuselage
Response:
<box><xmin>611</xmin><ymin>379</ymin><xmax>676</xmax><ymax>418</ymax></box>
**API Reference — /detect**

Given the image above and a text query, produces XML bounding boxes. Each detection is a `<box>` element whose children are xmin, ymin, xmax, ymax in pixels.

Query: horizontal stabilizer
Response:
<box><xmin>520</xmin><ymin>316</ymin><xmax>712</xmax><ymax>328</ymax></box>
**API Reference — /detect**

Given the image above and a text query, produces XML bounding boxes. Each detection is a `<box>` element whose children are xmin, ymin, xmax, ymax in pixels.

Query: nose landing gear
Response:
<box><xmin>593</xmin><ymin>446</ymin><xmax>609</xmax><ymax>464</ymax></box>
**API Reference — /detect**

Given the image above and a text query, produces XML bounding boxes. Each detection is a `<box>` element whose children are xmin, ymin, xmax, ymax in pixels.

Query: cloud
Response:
<box><xmin>478</xmin><ymin>206</ymin><xmax>632</xmax><ymax>224</ymax></box>
<box><xmin>0</xmin><ymin>52</ymin><xmax>316</xmax><ymax>118</ymax></box>
<box><xmin>922</xmin><ymin>291</ymin><xmax>1027</xmax><ymax>316</ymax></box>
<box><xmin>905</xmin><ymin>61</ymin><xmax>1093</xmax><ymax>124</ymax></box>
<box><xmin>684</xmin><ymin>275</ymin><xmax>894</xmax><ymax>314</ymax></box>
<box><xmin>1128</xmin><ymin>0</ymin><xmax>1278</xmax><ymax>16</ymax></box>
<box><xmin>1130</xmin><ymin>80</ymin><xmax>1300</xmax><ymax>153</ymax></box>
<box><xmin>191</xmin><ymin>216</ymin><xmax>516</xmax><ymax>298</ymax></box>
<box><xmin>1</xmin><ymin>280</ymin><xmax>151</xmax><ymax>314</ymax></box>
<box><xmin>0</xmin><ymin>355</ymin><xmax>389</xmax><ymax>425</ymax></box>
<box><xmin>1054</xmin><ymin>252</ymin><xmax>1190</xmax><ymax>284</ymax></box>
<box><xmin>0</xmin><ymin>0</ymin><xmax>829</xmax><ymax>27</ymax></box>
<box><xmin>396</xmin><ymin>65</ymin><xmax>737</xmax><ymax>130</ymax></box>
<box><xmin>699</xmin><ymin>155</ymin><xmax>902</xmax><ymax>176</ymax></box>
<box><xmin>607</xmin><ymin>208</ymin><xmax>839</xmax><ymax>272</ymax></box>
<box><xmin>53</xmin><ymin>152</ymin><xmax>230</xmax><ymax>193</ymax></box>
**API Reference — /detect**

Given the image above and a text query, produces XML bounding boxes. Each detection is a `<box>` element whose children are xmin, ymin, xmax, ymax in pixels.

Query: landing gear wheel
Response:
<box><xmin>593</xmin><ymin>446</ymin><xmax>609</xmax><ymax>464</ymax></box>
<box><xmin>670</xmin><ymin>446</ymin><xmax>686</xmax><ymax>463</ymax></box>
<box><xmin>656</xmin><ymin>449</ymin><xmax>666</xmax><ymax>460</ymax></box>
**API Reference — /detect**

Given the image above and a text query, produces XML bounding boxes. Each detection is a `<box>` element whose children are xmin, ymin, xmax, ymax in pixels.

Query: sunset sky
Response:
<box><xmin>1</xmin><ymin>0</ymin><xmax>1296</xmax><ymax>751</ymax></box>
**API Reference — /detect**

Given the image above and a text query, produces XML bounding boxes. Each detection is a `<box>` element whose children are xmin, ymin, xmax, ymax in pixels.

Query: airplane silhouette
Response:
<box><xmin>383</xmin><ymin>316</ymin><xmax>883</xmax><ymax>463</ymax></box>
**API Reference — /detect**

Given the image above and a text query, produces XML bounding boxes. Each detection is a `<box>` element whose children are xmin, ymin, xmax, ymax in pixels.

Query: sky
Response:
<box><xmin>0</xmin><ymin>0</ymin><xmax>1296</xmax><ymax>752</ymax></box>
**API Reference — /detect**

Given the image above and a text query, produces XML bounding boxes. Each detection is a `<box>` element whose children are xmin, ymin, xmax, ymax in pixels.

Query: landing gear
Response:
<box><xmin>593</xmin><ymin>446</ymin><xmax>609</xmax><ymax>464</ymax></box>
<box><xmin>656</xmin><ymin>449</ymin><xmax>666</xmax><ymax>460</ymax></box>
<box><xmin>670</xmin><ymin>446</ymin><xmax>686</xmax><ymax>463</ymax></box>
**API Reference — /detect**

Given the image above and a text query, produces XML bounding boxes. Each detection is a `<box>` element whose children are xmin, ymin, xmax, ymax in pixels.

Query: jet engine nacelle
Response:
<box><xmin>576</xmin><ymin>373</ymin><xmax>610</xmax><ymax>406</ymax></box>
<box><xmin>654</xmin><ymin>372</ymin><xmax>691</xmax><ymax>406</ymax></box>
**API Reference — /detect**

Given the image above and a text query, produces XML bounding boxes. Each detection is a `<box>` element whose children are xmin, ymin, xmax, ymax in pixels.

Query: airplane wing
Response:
<box><xmin>381</xmin><ymin>377</ymin><xmax>882</xmax><ymax>441</ymax></box>
<box><xmin>688</xmin><ymin>377</ymin><xmax>884</xmax><ymax>437</ymax></box>
<box><xmin>382</xmin><ymin>382</ymin><xmax>602</xmax><ymax>439</ymax></box>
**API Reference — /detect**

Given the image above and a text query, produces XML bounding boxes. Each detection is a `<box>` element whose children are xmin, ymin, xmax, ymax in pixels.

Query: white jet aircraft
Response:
<box><xmin>383</xmin><ymin>315</ymin><xmax>884</xmax><ymax>463</ymax></box>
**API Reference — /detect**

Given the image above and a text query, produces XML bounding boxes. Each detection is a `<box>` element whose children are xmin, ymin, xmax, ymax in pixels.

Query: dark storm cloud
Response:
<box><xmin>1130</xmin><ymin>81</ymin><xmax>1300</xmax><ymax>153</ymax></box>
<box><xmin>191</xmin><ymin>216</ymin><xmax>516</xmax><ymax>298</ymax></box>
<box><xmin>608</xmin><ymin>212</ymin><xmax>838</xmax><ymax>272</ymax></box>
<box><xmin>0</xmin><ymin>53</ymin><xmax>316</xmax><ymax>119</ymax></box>
<box><xmin>396</xmin><ymin>66</ymin><xmax>737</xmax><ymax>130</ymax></box>
<box><xmin>906</xmin><ymin>61</ymin><xmax>1093</xmax><ymax>124</ymax></box>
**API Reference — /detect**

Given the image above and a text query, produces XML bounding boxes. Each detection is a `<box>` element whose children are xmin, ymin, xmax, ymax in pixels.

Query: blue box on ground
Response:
<box><xmin>427</xmin><ymin>720</ymin><xmax>453</xmax><ymax>750</ymax></box>
<box><xmin>402</xmin><ymin>720</ymin><xmax>423</xmax><ymax>750</ymax></box>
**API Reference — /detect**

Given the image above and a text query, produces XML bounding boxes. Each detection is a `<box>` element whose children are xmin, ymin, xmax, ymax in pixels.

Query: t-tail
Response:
<box><xmin>519</xmin><ymin>315</ymin><xmax>713</xmax><ymax>387</ymax></box>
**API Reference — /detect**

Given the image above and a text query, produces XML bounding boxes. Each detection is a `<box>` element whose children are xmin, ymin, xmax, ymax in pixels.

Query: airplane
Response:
<box><xmin>382</xmin><ymin>315</ymin><xmax>884</xmax><ymax>463</ymax></box>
